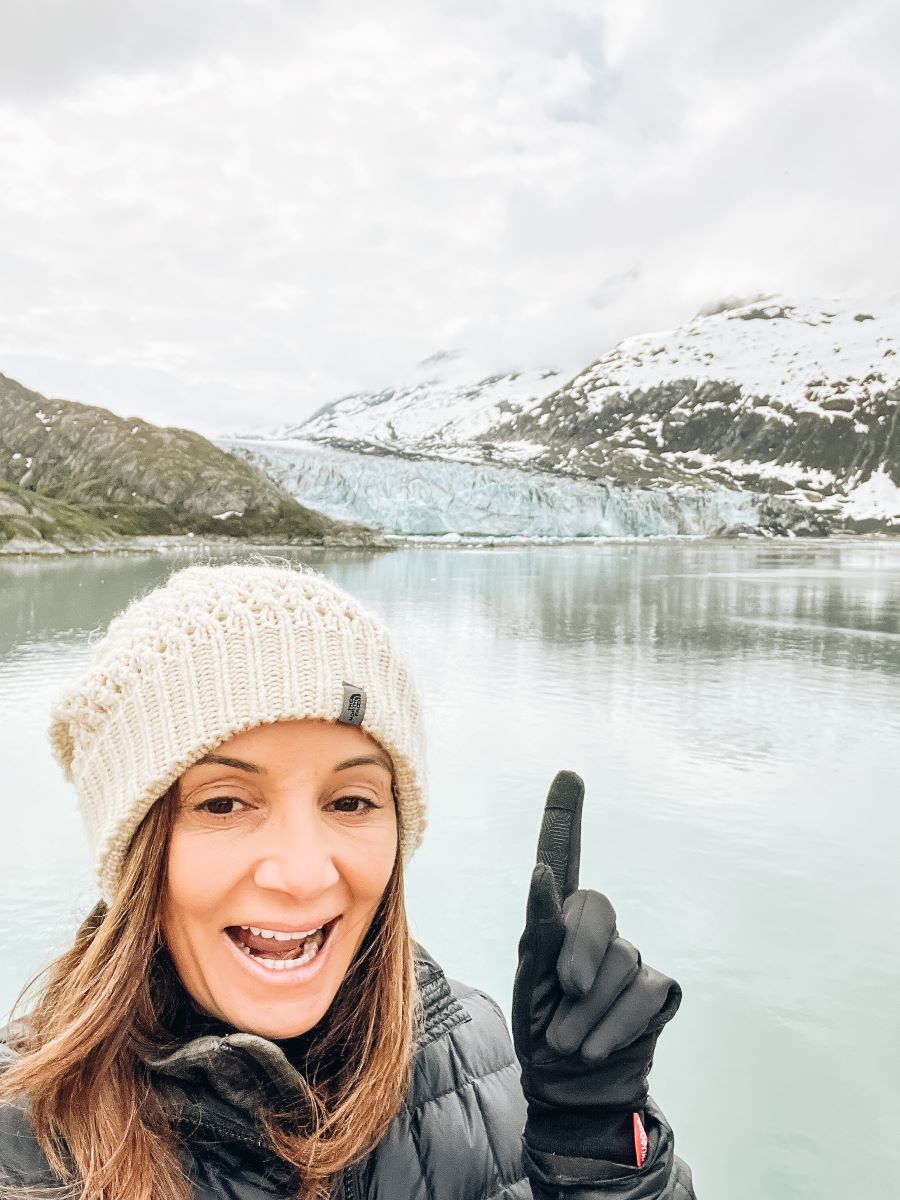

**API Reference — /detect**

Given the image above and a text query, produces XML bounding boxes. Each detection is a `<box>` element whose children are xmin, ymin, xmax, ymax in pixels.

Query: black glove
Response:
<box><xmin>512</xmin><ymin>771</ymin><xmax>682</xmax><ymax>1163</ymax></box>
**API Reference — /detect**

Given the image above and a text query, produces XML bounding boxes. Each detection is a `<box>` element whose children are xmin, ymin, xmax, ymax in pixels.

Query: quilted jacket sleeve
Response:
<box><xmin>522</xmin><ymin>1096</ymin><xmax>695</xmax><ymax>1200</ymax></box>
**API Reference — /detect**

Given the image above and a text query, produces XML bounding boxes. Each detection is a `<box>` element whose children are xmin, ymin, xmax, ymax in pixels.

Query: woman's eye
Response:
<box><xmin>329</xmin><ymin>795</ymin><xmax>377</xmax><ymax>815</ymax></box>
<box><xmin>195</xmin><ymin>796</ymin><xmax>247</xmax><ymax>817</ymax></box>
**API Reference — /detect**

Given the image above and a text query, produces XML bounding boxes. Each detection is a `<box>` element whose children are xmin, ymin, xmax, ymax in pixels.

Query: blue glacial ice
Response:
<box><xmin>219</xmin><ymin>438</ymin><xmax>763</xmax><ymax>538</ymax></box>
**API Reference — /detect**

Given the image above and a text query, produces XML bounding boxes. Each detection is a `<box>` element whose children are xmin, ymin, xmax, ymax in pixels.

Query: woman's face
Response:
<box><xmin>162</xmin><ymin>718</ymin><xmax>398</xmax><ymax>1039</ymax></box>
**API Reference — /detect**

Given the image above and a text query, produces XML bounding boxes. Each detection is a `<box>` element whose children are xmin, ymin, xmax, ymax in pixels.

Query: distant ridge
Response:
<box><xmin>228</xmin><ymin>296</ymin><xmax>900</xmax><ymax>535</ymax></box>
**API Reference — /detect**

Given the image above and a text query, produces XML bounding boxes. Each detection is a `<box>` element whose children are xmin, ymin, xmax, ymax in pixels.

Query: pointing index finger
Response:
<box><xmin>536</xmin><ymin>770</ymin><xmax>584</xmax><ymax>901</ymax></box>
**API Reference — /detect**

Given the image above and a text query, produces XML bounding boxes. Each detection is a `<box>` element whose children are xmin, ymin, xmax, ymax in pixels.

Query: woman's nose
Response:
<box><xmin>250</xmin><ymin>804</ymin><xmax>341</xmax><ymax>898</ymax></box>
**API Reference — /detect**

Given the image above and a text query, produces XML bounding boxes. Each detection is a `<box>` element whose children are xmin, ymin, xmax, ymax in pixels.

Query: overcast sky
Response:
<box><xmin>0</xmin><ymin>0</ymin><xmax>897</xmax><ymax>435</ymax></box>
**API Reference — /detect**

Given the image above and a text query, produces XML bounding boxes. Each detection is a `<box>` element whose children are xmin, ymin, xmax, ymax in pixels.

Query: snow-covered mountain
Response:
<box><xmin>221</xmin><ymin>298</ymin><xmax>900</xmax><ymax>538</ymax></box>
<box><xmin>247</xmin><ymin>351</ymin><xmax>564</xmax><ymax>466</ymax></box>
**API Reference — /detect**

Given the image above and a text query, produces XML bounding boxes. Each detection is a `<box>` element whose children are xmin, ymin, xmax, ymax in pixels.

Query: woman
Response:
<box><xmin>0</xmin><ymin>562</ymin><xmax>694</xmax><ymax>1200</ymax></box>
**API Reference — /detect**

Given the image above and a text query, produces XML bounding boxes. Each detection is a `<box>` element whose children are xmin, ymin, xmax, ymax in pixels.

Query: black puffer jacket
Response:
<box><xmin>0</xmin><ymin>950</ymin><xmax>694</xmax><ymax>1199</ymax></box>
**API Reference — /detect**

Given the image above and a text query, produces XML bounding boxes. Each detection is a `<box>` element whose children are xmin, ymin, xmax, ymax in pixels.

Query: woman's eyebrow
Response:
<box><xmin>194</xmin><ymin>753</ymin><xmax>265</xmax><ymax>773</ymax></box>
<box><xmin>191</xmin><ymin>752</ymin><xmax>393</xmax><ymax>775</ymax></box>
<box><xmin>333</xmin><ymin>753</ymin><xmax>393</xmax><ymax>775</ymax></box>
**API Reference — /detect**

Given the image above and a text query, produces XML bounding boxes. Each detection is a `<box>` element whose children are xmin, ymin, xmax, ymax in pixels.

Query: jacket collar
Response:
<box><xmin>144</xmin><ymin>944</ymin><xmax>470</xmax><ymax>1142</ymax></box>
<box><xmin>412</xmin><ymin>943</ymin><xmax>470</xmax><ymax>1047</ymax></box>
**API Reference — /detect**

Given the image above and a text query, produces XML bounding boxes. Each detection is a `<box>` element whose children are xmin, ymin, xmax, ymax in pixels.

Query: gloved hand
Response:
<box><xmin>512</xmin><ymin>771</ymin><xmax>682</xmax><ymax>1164</ymax></box>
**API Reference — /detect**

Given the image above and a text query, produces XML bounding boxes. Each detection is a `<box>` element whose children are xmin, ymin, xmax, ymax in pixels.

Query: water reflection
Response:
<box><xmin>360</xmin><ymin>542</ymin><xmax>900</xmax><ymax>673</ymax></box>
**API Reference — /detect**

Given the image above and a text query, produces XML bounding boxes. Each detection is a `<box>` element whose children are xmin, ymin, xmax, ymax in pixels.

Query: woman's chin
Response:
<box><xmin>210</xmin><ymin>937</ymin><xmax>347</xmax><ymax>1038</ymax></box>
<box><xmin>214</xmin><ymin>980</ymin><xmax>335</xmax><ymax>1040</ymax></box>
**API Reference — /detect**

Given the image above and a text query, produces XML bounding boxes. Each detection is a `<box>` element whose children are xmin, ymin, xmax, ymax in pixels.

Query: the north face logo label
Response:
<box><xmin>339</xmin><ymin>682</ymin><xmax>367</xmax><ymax>726</ymax></box>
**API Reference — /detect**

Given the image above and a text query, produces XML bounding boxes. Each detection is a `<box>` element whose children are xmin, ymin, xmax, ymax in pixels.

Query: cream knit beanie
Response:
<box><xmin>48</xmin><ymin>562</ymin><xmax>427</xmax><ymax>901</ymax></box>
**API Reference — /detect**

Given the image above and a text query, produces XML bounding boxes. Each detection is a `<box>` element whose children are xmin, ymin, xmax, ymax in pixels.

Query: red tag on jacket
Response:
<box><xmin>633</xmin><ymin>1112</ymin><xmax>648</xmax><ymax>1167</ymax></box>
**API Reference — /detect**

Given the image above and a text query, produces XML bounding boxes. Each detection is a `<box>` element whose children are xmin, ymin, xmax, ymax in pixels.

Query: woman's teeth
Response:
<box><xmin>240</xmin><ymin>925</ymin><xmax>321</xmax><ymax>941</ymax></box>
<box><xmin>230</xmin><ymin>923</ymin><xmax>328</xmax><ymax>970</ymax></box>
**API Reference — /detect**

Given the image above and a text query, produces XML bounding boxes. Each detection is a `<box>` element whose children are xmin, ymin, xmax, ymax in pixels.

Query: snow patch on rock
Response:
<box><xmin>842</xmin><ymin>469</ymin><xmax>900</xmax><ymax>520</ymax></box>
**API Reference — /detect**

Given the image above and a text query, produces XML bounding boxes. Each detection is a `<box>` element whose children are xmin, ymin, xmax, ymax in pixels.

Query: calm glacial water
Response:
<box><xmin>1</xmin><ymin>541</ymin><xmax>899</xmax><ymax>1199</ymax></box>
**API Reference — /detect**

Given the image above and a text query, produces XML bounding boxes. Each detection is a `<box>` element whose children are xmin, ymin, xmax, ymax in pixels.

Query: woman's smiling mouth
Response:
<box><xmin>224</xmin><ymin>918</ymin><xmax>340</xmax><ymax>974</ymax></box>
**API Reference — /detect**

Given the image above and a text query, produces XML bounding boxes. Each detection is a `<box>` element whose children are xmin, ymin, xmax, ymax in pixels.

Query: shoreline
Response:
<box><xmin>2</xmin><ymin>528</ymin><xmax>897</xmax><ymax>559</ymax></box>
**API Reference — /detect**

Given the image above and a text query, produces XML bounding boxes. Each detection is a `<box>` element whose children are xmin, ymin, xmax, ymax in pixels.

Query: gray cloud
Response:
<box><xmin>0</xmin><ymin>0</ymin><xmax>896</xmax><ymax>434</ymax></box>
<box><xmin>0</xmin><ymin>0</ymin><xmax>283</xmax><ymax>101</ymax></box>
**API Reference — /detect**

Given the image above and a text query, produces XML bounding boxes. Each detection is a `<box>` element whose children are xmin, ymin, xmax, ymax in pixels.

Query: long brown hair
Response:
<box><xmin>0</xmin><ymin>783</ymin><xmax>419</xmax><ymax>1200</ymax></box>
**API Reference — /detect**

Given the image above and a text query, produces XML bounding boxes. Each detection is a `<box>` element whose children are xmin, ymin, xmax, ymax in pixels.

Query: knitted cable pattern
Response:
<box><xmin>48</xmin><ymin>562</ymin><xmax>427</xmax><ymax>900</ymax></box>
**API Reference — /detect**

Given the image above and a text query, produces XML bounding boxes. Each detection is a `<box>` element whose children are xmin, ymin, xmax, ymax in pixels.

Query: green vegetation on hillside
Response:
<box><xmin>0</xmin><ymin>479</ymin><xmax>117</xmax><ymax>547</ymax></box>
<box><xmin>0</xmin><ymin>372</ymin><xmax>371</xmax><ymax>550</ymax></box>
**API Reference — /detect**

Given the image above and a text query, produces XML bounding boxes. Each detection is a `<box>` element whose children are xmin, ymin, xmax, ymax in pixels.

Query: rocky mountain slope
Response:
<box><xmin>226</xmin><ymin>297</ymin><xmax>900</xmax><ymax>536</ymax></box>
<box><xmin>0</xmin><ymin>372</ymin><xmax>369</xmax><ymax>551</ymax></box>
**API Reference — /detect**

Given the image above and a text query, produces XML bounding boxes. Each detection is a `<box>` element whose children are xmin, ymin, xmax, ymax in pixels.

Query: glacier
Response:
<box><xmin>219</xmin><ymin>437</ymin><xmax>765</xmax><ymax>538</ymax></box>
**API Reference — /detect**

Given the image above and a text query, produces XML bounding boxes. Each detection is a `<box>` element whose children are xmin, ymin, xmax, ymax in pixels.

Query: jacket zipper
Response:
<box><xmin>342</xmin><ymin>1166</ymin><xmax>358</xmax><ymax>1200</ymax></box>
